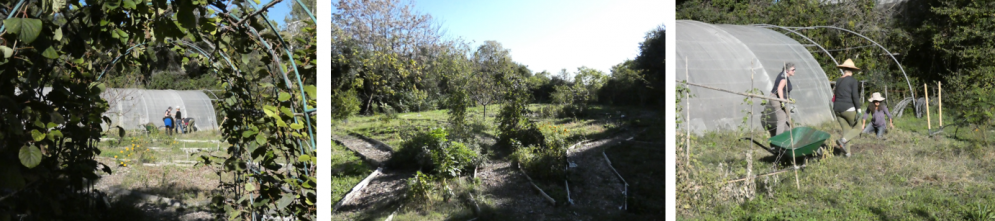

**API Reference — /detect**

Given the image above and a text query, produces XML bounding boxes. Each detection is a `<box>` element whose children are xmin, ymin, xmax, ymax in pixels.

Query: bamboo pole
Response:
<box><xmin>939</xmin><ymin>82</ymin><xmax>942</xmax><ymax>127</ymax></box>
<box><xmin>785</xmin><ymin>62</ymin><xmax>799</xmax><ymax>190</ymax></box>
<box><xmin>686</xmin><ymin>57</ymin><xmax>690</xmax><ymax>167</ymax></box>
<box><xmin>925</xmin><ymin>83</ymin><xmax>931</xmax><ymax>130</ymax></box>
<box><xmin>678</xmin><ymin>81</ymin><xmax>795</xmax><ymax>103</ymax></box>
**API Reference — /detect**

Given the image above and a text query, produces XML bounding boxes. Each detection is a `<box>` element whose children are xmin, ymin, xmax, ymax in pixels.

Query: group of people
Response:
<box><xmin>763</xmin><ymin>58</ymin><xmax>894</xmax><ymax>157</ymax></box>
<box><xmin>163</xmin><ymin>106</ymin><xmax>187</xmax><ymax>135</ymax></box>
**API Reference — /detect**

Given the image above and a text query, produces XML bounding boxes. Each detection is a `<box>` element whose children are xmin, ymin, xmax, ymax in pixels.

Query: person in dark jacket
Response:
<box><xmin>862</xmin><ymin>92</ymin><xmax>894</xmax><ymax>139</ymax></box>
<box><xmin>763</xmin><ymin>62</ymin><xmax>796</xmax><ymax>137</ymax></box>
<box><xmin>163</xmin><ymin>107</ymin><xmax>174</xmax><ymax>136</ymax></box>
<box><xmin>175</xmin><ymin>106</ymin><xmax>184</xmax><ymax>134</ymax></box>
<box><xmin>833</xmin><ymin>59</ymin><xmax>862</xmax><ymax>157</ymax></box>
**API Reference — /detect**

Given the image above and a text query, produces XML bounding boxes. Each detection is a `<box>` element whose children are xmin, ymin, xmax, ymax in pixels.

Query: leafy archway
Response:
<box><xmin>0</xmin><ymin>0</ymin><xmax>316</xmax><ymax>219</ymax></box>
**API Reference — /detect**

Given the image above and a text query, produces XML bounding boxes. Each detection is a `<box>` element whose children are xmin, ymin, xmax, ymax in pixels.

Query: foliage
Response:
<box><xmin>510</xmin><ymin>122</ymin><xmax>570</xmax><ymax>180</ymax></box>
<box><xmin>394</xmin><ymin>128</ymin><xmax>480</xmax><ymax>178</ymax></box>
<box><xmin>633</xmin><ymin>25</ymin><xmax>666</xmax><ymax>107</ymax></box>
<box><xmin>598</xmin><ymin>60</ymin><xmax>650</xmax><ymax>106</ymax></box>
<box><xmin>332</xmin><ymin>89</ymin><xmax>362</xmax><ymax>120</ymax></box>
<box><xmin>497</xmin><ymin>70</ymin><xmax>544</xmax><ymax>148</ymax></box>
<box><xmin>0</xmin><ymin>0</ymin><xmax>175</xmax><ymax>218</ymax></box>
<box><xmin>333</xmin><ymin>0</ymin><xmax>441</xmax><ymax>114</ymax></box>
<box><xmin>905</xmin><ymin>0</ymin><xmax>995</xmax><ymax>140</ymax></box>
<box><xmin>407</xmin><ymin>171</ymin><xmax>436</xmax><ymax>202</ymax></box>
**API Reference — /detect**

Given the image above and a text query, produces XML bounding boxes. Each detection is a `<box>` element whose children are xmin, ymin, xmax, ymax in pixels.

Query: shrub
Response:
<box><xmin>509</xmin><ymin>123</ymin><xmax>570</xmax><ymax>180</ymax></box>
<box><xmin>393</xmin><ymin>128</ymin><xmax>481</xmax><ymax>178</ymax></box>
<box><xmin>407</xmin><ymin>171</ymin><xmax>435</xmax><ymax>202</ymax></box>
<box><xmin>332</xmin><ymin>89</ymin><xmax>362</xmax><ymax>120</ymax></box>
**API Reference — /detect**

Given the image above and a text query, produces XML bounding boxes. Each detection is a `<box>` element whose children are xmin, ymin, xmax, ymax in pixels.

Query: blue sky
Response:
<box><xmin>255</xmin><ymin>0</ymin><xmax>296</xmax><ymax>28</ymax></box>
<box><xmin>411</xmin><ymin>0</ymin><xmax>665</xmax><ymax>75</ymax></box>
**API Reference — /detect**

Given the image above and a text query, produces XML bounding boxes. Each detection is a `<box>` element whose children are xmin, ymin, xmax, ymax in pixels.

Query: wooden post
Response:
<box><xmin>685</xmin><ymin>57</ymin><xmax>690</xmax><ymax>167</ymax></box>
<box><xmin>785</xmin><ymin>62</ymin><xmax>799</xmax><ymax>189</ymax></box>
<box><xmin>938</xmin><ymin>82</ymin><xmax>942</xmax><ymax>127</ymax></box>
<box><xmin>925</xmin><ymin>83</ymin><xmax>931</xmax><ymax>130</ymax></box>
<box><xmin>885</xmin><ymin>85</ymin><xmax>889</xmax><ymax>105</ymax></box>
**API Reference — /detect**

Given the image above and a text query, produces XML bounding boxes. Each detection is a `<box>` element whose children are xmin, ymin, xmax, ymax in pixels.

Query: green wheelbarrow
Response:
<box><xmin>745</xmin><ymin>127</ymin><xmax>830</xmax><ymax>158</ymax></box>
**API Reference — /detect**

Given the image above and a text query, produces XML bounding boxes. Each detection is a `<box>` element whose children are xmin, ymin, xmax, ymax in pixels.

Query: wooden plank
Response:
<box><xmin>517</xmin><ymin>164</ymin><xmax>556</xmax><ymax>205</ymax></box>
<box><xmin>333</xmin><ymin>167</ymin><xmax>382</xmax><ymax>212</ymax></box>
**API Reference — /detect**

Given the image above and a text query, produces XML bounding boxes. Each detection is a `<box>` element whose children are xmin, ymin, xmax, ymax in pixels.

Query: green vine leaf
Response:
<box><xmin>54</xmin><ymin>27</ymin><xmax>63</xmax><ymax>41</ymax></box>
<box><xmin>245</xmin><ymin>182</ymin><xmax>256</xmax><ymax>192</ymax></box>
<box><xmin>0</xmin><ymin>46</ymin><xmax>12</xmax><ymax>58</ymax></box>
<box><xmin>256</xmin><ymin>133</ymin><xmax>267</xmax><ymax>145</ymax></box>
<box><xmin>278</xmin><ymin>92</ymin><xmax>291</xmax><ymax>102</ymax></box>
<box><xmin>304</xmin><ymin>85</ymin><xmax>316</xmax><ymax>98</ymax></box>
<box><xmin>19</xmin><ymin>145</ymin><xmax>42</xmax><ymax>168</ymax></box>
<box><xmin>4</xmin><ymin>18</ymin><xmax>43</xmax><ymax>44</ymax></box>
<box><xmin>276</xmin><ymin>193</ymin><xmax>294</xmax><ymax>210</ymax></box>
<box><xmin>31</xmin><ymin>130</ymin><xmax>46</xmax><ymax>142</ymax></box>
<box><xmin>123</xmin><ymin>0</ymin><xmax>137</xmax><ymax>9</ymax></box>
<box><xmin>42</xmin><ymin>46</ymin><xmax>59</xmax><ymax>59</ymax></box>
<box><xmin>263</xmin><ymin>105</ymin><xmax>279</xmax><ymax>118</ymax></box>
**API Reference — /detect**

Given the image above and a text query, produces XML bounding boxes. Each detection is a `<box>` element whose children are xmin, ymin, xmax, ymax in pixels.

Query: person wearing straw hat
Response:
<box><xmin>833</xmin><ymin>59</ymin><xmax>862</xmax><ymax>157</ymax></box>
<box><xmin>862</xmin><ymin>92</ymin><xmax>894</xmax><ymax>139</ymax></box>
<box><xmin>762</xmin><ymin>62</ymin><xmax>796</xmax><ymax>137</ymax></box>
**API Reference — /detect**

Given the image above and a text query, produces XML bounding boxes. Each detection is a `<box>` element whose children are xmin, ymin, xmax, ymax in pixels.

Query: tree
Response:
<box><xmin>600</xmin><ymin>60</ymin><xmax>649</xmax><ymax>106</ymax></box>
<box><xmin>634</xmin><ymin>25</ymin><xmax>666</xmax><ymax>107</ymax></box>
<box><xmin>470</xmin><ymin>40</ymin><xmax>515</xmax><ymax>121</ymax></box>
<box><xmin>333</xmin><ymin>0</ymin><xmax>443</xmax><ymax>114</ymax></box>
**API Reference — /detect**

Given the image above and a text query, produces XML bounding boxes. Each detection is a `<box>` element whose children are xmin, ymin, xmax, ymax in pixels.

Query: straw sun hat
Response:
<box><xmin>837</xmin><ymin>59</ymin><xmax>861</xmax><ymax>71</ymax></box>
<box><xmin>868</xmin><ymin>92</ymin><xmax>885</xmax><ymax>102</ymax></box>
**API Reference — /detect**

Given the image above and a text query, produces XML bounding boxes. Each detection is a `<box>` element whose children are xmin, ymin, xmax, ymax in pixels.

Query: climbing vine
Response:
<box><xmin>0</xmin><ymin>0</ymin><xmax>316</xmax><ymax>219</ymax></box>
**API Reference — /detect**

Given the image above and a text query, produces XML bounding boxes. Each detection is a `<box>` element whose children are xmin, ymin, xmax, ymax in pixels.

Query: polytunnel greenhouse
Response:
<box><xmin>99</xmin><ymin>88</ymin><xmax>222</xmax><ymax>131</ymax></box>
<box><xmin>20</xmin><ymin>88</ymin><xmax>222</xmax><ymax>131</ymax></box>
<box><xmin>677</xmin><ymin>20</ymin><xmax>835</xmax><ymax>135</ymax></box>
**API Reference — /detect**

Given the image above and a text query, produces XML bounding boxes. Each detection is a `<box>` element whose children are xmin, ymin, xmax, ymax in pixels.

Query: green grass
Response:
<box><xmin>678</xmin><ymin>114</ymin><xmax>995</xmax><ymax>220</ymax></box>
<box><xmin>330</xmin><ymin>142</ymin><xmax>374</xmax><ymax>204</ymax></box>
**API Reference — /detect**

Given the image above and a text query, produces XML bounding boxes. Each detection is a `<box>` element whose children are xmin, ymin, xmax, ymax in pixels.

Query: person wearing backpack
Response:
<box><xmin>163</xmin><ymin>107</ymin><xmax>174</xmax><ymax>136</ymax></box>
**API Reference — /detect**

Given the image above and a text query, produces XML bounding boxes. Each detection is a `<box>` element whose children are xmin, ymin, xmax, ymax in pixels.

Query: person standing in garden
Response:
<box><xmin>163</xmin><ymin>107</ymin><xmax>174</xmax><ymax>136</ymax></box>
<box><xmin>763</xmin><ymin>62</ymin><xmax>796</xmax><ymax>137</ymax></box>
<box><xmin>833</xmin><ymin>59</ymin><xmax>862</xmax><ymax>157</ymax></box>
<box><xmin>862</xmin><ymin>92</ymin><xmax>894</xmax><ymax>139</ymax></box>
<box><xmin>175</xmin><ymin>106</ymin><xmax>184</xmax><ymax>134</ymax></box>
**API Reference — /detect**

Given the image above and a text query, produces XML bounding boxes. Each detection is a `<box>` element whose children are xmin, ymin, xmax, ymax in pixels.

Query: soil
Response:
<box><xmin>93</xmin><ymin>155</ymin><xmax>219</xmax><ymax>220</ymax></box>
<box><xmin>335</xmin><ymin>170</ymin><xmax>416</xmax><ymax>213</ymax></box>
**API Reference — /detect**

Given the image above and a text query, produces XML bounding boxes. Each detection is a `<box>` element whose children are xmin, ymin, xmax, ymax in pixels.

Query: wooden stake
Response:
<box><xmin>785</xmin><ymin>62</ymin><xmax>800</xmax><ymax>190</ymax></box>
<box><xmin>925</xmin><ymin>83</ymin><xmax>931</xmax><ymax>130</ymax></box>
<box><xmin>686</xmin><ymin>57</ymin><xmax>690</xmax><ymax>167</ymax></box>
<box><xmin>939</xmin><ymin>82</ymin><xmax>942</xmax><ymax>127</ymax></box>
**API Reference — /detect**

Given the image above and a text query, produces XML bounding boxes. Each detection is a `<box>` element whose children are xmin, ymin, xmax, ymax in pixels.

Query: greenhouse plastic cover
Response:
<box><xmin>677</xmin><ymin>20</ymin><xmax>834</xmax><ymax>135</ymax></box>
<box><xmin>100</xmin><ymin>88</ymin><xmax>221</xmax><ymax>131</ymax></box>
<box><xmin>21</xmin><ymin>88</ymin><xmax>221</xmax><ymax>131</ymax></box>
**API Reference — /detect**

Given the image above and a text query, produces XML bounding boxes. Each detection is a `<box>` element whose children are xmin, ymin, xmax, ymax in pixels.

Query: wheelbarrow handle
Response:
<box><xmin>739</xmin><ymin>137</ymin><xmax>778</xmax><ymax>155</ymax></box>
